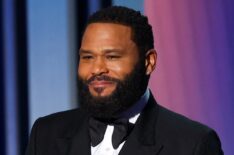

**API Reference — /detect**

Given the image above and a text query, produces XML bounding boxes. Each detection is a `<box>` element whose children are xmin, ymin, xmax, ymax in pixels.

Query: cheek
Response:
<box><xmin>78</xmin><ymin>63</ymin><xmax>90</xmax><ymax>79</ymax></box>
<box><xmin>107</xmin><ymin>61</ymin><xmax>136</xmax><ymax>79</ymax></box>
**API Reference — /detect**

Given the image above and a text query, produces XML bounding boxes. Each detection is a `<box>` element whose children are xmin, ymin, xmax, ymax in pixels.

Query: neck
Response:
<box><xmin>120</xmin><ymin>89</ymin><xmax>150</xmax><ymax>119</ymax></box>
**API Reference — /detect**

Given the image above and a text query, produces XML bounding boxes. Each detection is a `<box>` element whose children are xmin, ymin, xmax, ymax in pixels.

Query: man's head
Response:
<box><xmin>87</xmin><ymin>6</ymin><xmax>154</xmax><ymax>58</ymax></box>
<box><xmin>78</xmin><ymin>6</ymin><xmax>157</xmax><ymax>120</ymax></box>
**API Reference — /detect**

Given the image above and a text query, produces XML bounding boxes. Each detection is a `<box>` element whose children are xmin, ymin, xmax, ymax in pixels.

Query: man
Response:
<box><xmin>26</xmin><ymin>6</ymin><xmax>223</xmax><ymax>155</ymax></box>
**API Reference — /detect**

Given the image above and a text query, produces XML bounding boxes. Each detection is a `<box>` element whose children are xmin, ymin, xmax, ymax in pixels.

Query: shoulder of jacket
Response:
<box><xmin>31</xmin><ymin>108</ymin><xmax>87</xmax><ymax>133</ymax></box>
<box><xmin>157</xmin><ymin>104</ymin><xmax>213</xmax><ymax>137</ymax></box>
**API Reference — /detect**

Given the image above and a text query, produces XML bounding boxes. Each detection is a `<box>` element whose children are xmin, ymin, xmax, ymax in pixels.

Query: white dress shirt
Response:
<box><xmin>91</xmin><ymin>89</ymin><xmax>150</xmax><ymax>155</ymax></box>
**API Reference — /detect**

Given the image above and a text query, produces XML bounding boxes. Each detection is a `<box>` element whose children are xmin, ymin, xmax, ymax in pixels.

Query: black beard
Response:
<box><xmin>78</xmin><ymin>61</ymin><xmax>149</xmax><ymax>121</ymax></box>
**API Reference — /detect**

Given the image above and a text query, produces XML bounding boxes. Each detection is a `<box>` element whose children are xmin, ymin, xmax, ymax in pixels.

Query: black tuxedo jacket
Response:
<box><xmin>26</xmin><ymin>94</ymin><xmax>223</xmax><ymax>155</ymax></box>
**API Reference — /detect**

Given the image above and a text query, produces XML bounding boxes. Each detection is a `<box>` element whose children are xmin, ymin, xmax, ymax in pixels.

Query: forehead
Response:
<box><xmin>81</xmin><ymin>23</ymin><xmax>134</xmax><ymax>49</ymax></box>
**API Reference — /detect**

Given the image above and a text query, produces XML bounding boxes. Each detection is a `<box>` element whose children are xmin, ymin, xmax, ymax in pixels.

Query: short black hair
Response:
<box><xmin>87</xmin><ymin>6</ymin><xmax>154</xmax><ymax>57</ymax></box>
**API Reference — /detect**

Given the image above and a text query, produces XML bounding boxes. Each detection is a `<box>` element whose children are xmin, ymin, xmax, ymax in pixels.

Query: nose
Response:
<box><xmin>91</xmin><ymin>57</ymin><xmax>108</xmax><ymax>75</ymax></box>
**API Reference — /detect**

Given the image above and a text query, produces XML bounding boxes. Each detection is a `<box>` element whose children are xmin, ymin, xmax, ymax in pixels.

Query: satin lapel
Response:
<box><xmin>56</xmin><ymin>114</ymin><xmax>91</xmax><ymax>155</ymax></box>
<box><xmin>119</xmin><ymin>94</ymin><xmax>163</xmax><ymax>155</ymax></box>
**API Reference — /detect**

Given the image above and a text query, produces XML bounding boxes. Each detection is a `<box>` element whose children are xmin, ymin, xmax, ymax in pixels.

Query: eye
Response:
<box><xmin>106</xmin><ymin>55</ymin><xmax>121</xmax><ymax>60</ymax></box>
<box><xmin>81</xmin><ymin>55</ymin><xmax>93</xmax><ymax>60</ymax></box>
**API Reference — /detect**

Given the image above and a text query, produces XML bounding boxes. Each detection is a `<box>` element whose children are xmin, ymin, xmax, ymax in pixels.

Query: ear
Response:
<box><xmin>145</xmin><ymin>49</ymin><xmax>157</xmax><ymax>75</ymax></box>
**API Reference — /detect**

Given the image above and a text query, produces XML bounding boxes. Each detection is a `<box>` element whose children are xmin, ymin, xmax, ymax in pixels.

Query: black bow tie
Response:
<box><xmin>89</xmin><ymin>117</ymin><xmax>134</xmax><ymax>149</ymax></box>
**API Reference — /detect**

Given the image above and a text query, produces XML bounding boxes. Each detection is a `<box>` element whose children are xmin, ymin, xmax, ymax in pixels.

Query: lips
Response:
<box><xmin>89</xmin><ymin>80</ymin><xmax>115</xmax><ymax>87</ymax></box>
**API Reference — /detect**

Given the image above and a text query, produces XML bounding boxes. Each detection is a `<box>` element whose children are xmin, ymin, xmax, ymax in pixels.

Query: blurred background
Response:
<box><xmin>0</xmin><ymin>0</ymin><xmax>233</xmax><ymax>154</ymax></box>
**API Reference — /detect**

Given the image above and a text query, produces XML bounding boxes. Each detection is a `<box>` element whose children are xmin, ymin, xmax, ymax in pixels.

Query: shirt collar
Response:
<box><xmin>121</xmin><ymin>89</ymin><xmax>150</xmax><ymax>123</ymax></box>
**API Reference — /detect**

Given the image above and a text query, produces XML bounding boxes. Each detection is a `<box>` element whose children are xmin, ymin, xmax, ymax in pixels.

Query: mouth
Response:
<box><xmin>88</xmin><ymin>80</ymin><xmax>116</xmax><ymax>95</ymax></box>
<box><xmin>89</xmin><ymin>80</ymin><xmax>115</xmax><ymax>88</ymax></box>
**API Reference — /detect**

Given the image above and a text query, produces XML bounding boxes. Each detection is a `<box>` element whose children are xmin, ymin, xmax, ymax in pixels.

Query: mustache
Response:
<box><xmin>86</xmin><ymin>75</ymin><xmax>120</xmax><ymax>84</ymax></box>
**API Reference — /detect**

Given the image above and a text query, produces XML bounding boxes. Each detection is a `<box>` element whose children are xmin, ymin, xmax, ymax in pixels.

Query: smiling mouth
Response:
<box><xmin>89</xmin><ymin>80</ymin><xmax>115</xmax><ymax>87</ymax></box>
<box><xmin>89</xmin><ymin>80</ymin><xmax>116</xmax><ymax>94</ymax></box>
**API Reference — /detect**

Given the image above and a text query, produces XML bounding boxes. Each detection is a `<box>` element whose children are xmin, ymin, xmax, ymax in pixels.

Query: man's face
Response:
<box><xmin>78</xmin><ymin>23</ymin><xmax>139</xmax><ymax>97</ymax></box>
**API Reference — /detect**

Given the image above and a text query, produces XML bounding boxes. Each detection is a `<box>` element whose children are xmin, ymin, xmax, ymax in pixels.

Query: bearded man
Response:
<box><xmin>26</xmin><ymin>6</ymin><xmax>223</xmax><ymax>155</ymax></box>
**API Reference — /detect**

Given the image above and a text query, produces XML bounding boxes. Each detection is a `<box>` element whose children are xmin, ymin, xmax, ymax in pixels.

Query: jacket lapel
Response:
<box><xmin>119</xmin><ymin>94</ymin><xmax>163</xmax><ymax>155</ymax></box>
<box><xmin>56</xmin><ymin>112</ymin><xmax>91</xmax><ymax>155</ymax></box>
<box><xmin>55</xmin><ymin>93</ymin><xmax>163</xmax><ymax>155</ymax></box>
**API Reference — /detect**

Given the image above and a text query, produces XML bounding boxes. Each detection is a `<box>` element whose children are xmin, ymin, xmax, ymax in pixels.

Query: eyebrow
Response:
<box><xmin>79</xmin><ymin>48</ymin><xmax>124</xmax><ymax>54</ymax></box>
<box><xmin>79</xmin><ymin>49</ymin><xmax>92</xmax><ymax>54</ymax></box>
